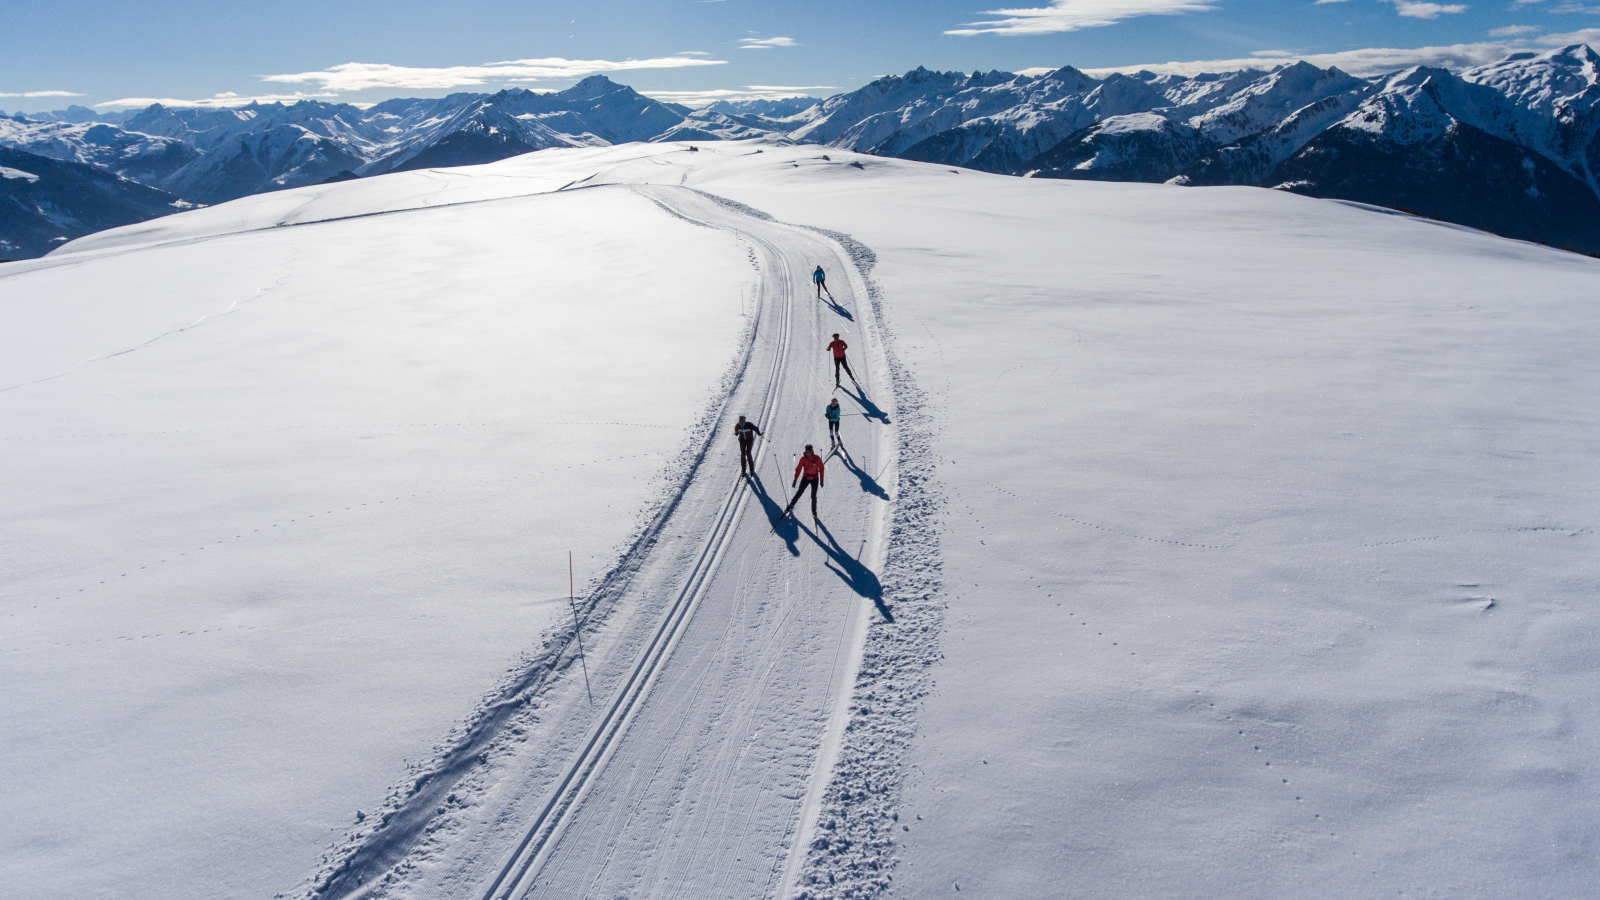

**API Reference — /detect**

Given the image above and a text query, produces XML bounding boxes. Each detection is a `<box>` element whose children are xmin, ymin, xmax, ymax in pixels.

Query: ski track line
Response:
<box><xmin>477</xmin><ymin>420</ymin><xmax>772</xmax><ymax>899</ymax></box>
<box><xmin>480</xmin><ymin>184</ymin><xmax>876</xmax><ymax>900</ymax></box>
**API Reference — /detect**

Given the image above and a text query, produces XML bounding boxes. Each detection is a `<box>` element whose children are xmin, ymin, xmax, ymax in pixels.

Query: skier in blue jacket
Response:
<box><xmin>813</xmin><ymin>265</ymin><xmax>833</xmax><ymax>300</ymax></box>
<box><xmin>825</xmin><ymin>398</ymin><xmax>842</xmax><ymax>444</ymax></box>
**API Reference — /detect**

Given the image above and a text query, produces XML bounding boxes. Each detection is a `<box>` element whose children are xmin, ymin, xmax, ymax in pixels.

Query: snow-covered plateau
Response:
<box><xmin>1</xmin><ymin>140</ymin><xmax>1596</xmax><ymax>900</ymax></box>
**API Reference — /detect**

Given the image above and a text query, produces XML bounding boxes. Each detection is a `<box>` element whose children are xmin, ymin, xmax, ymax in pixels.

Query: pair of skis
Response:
<box><xmin>765</xmin><ymin>451</ymin><xmax>818</xmax><ymax>533</ymax></box>
<box><xmin>771</xmin><ymin>504</ymin><xmax>818</xmax><ymax>533</ymax></box>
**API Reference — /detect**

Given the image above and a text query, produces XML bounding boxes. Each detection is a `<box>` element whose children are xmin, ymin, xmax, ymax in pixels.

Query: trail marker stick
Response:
<box><xmin>569</xmin><ymin>551</ymin><xmax>593</xmax><ymax>705</ymax></box>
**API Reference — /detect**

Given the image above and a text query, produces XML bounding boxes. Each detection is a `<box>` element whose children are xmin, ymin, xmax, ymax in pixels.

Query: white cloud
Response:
<box><xmin>1489</xmin><ymin>25</ymin><xmax>1540</xmax><ymax>36</ymax></box>
<box><xmin>264</xmin><ymin>55</ymin><xmax>727</xmax><ymax>93</ymax></box>
<box><xmin>93</xmin><ymin>91</ymin><xmax>340</xmax><ymax>110</ymax></box>
<box><xmin>1390</xmin><ymin>1</ymin><xmax>1469</xmax><ymax>18</ymax></box>
<box><xmin>1540</xmin><ymin>27</ymin><xmax>1600</xmax><ymax>44</ymax></box>
<box><xmin>0</xmin><ymin>90</ymin><xmax>84</xmax><ymax>98</ymax></box>
<box><xmin>641</xmin><ymin>84</ymin><xmax>832</xmax><ymax>107</ymax></box>
<box><xmin>738</xmin><ymin>37</ymin><xmax>798</xmax><ymax>49</ymax></box>
<box><xmin>946</xmin><ymin>0</ymin><xmax>1216</xmax><ymax>36</ymax></box>
<box><xmin>1081</xmin><ymin>41</ymin><xmax>1524</xmax><ymax>77</ymax></box>
<box><xmin>1015</xmin><ymin>66</ymin><xmax>1060</xmax><ymax>76</ymax></box>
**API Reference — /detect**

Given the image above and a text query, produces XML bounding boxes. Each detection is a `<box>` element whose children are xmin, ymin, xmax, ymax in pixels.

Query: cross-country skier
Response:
<box><xmin>813</xmin><ymin>265</ymin><xmax>833</xmax><ymax>300</ymax></box>
<box><xmin>827</xmin><ymin>333</ymin><xmax>857</xmax><ymax>389</ymax></box>
<box><xmin>782</xmin><ymin>444</ymin><xmax>826</xmax><ymax>523</ymax></box>
<box><xmin>825</xmin><ymin>398</ymin><xmax>842</xmax><ymax>444</ymax></box>
<box><xmin>734</xmin><ymin>415</ymin><xmax>763</xmax><ymax>477</ymax></box>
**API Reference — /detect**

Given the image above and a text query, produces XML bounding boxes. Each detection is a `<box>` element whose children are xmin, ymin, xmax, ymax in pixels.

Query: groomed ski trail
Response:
<box><xmin>486</xmin><ymin>184</ymin><xmax>895</xmax><ymax>900</ymax></box>
<box><xmin>315</xmin><ymin>183</ymin><xmax>897</xmax><ymax>900</ymax></box>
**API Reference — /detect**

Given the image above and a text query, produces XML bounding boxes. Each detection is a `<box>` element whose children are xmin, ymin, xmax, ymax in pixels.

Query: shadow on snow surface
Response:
<box><xmin>829</xmin><ymin>441</ymin><xmax>890</xmax><ymax>502</ymax></box>
<box><xmin>748</xmin><ymin>470</ymin><xmax>888</xmax><ymax>620</ymax></box>
<box><xmin>810</xmin><ymin>519</ymin><xmax>890</xmax><ymax>622</ymax></box>
<box><xmin>840</xmin><ymin>381</ymin><xmax>890</xmax><ymax>425</ymax></box>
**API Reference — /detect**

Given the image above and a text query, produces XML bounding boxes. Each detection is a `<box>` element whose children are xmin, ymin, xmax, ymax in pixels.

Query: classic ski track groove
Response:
<box><xmin>480</xmin><ymin>184</ymin><xmax>807</xmax><ymax>900</ymax></box>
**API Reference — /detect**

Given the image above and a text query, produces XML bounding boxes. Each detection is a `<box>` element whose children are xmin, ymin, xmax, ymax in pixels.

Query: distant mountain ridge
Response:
<box><xmin>0</xmin><ymin>77</ymin><xmax>802</xmax><ymax>209</ymax></box>
<box><xmin>4</xmin><ymin>47</ymin><xmax>1599</xmax><ymax>258</ymax></box>
<box><xmin>796</xmin><ymin>45</ymin><xmax>1600</xmax><ymax>252</ymax></box>
<box><xmin>0</xmin><ymin>146</ymin><xmax>187</xmax><ymax>259</ymax></box>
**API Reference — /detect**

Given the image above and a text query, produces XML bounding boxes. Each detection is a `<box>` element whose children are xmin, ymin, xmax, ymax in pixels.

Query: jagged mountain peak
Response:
<box><xmin>564</xmin><ymin>74</ymin><xmax>634</xmax><ymax>99</ymax></box>
<box><xmin>1039</xmin><ymin>65</ymin><xmax>1096</xmax><ymax>91</ymax></box>
<box><xmin>1378</xmin><ymin>64</ymin><xmax>1460</xmax><ymax>92</ymax></box>
<box><xmin>1464</xmin><ymin>42</ymin><xmax>1600</xmax><ymax>109</ymax></box>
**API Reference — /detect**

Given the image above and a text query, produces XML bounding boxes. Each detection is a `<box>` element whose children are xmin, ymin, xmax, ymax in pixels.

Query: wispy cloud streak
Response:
<box><xmin>738</xmin><ymin>37</ymin><xmax>798</xmax><ymax>49</ymax></box>
<box><xmin>641</xmin><ymin>84</ymin><xmax>832</xmax><ymax>106</ymax></box>
<box><xmin>94</xmin><ymin>91</ymin><xmax>340</xmax><ymax>110</ymax></box>
<box><xmin>263</xmin><ymin>55</ymin><xmax>727</xmax><ymax>93</ymax></box>
<box><xmin>1390</xmin><ymin>1</ymin><xmax>1468</xmax><ymax>18</ymax></box>
<box><xmin>946</xmin><ymin>0</ymin><xmax>1216</xmax><ymax>36</ymax></box>
<box><xmin>1081</xmin><ymin>42</ymin><xmax>1529</xmax><ymax>77</ymax></box>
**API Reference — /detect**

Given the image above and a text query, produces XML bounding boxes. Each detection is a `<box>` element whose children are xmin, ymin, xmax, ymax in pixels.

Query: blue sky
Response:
<box><xmin>4</xmin><ymin>0</ymin><xmax>1600</xmax><ymax>112</ymax></box>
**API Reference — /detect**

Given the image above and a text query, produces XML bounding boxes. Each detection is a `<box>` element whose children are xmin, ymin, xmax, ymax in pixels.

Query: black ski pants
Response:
<box><xmin>833</xmin><ymin>355</ymin><xmax>855</xmax><ymax>385</ymax></box>
<box><xmin>739</xmin><ymin>439</ymin><xmax>757</xmax><ymax>475</ymax></box>
<box><xmin>786</xmin><ymin>476</ymin><xmax>821</xmax><ymax>517</ymax></box>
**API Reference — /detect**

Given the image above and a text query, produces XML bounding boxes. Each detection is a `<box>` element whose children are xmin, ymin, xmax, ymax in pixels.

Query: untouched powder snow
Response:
<box><xmin>4</xmin><ymin>140</ymin><xmax>1598</xmax><ymax>900</ymax></box>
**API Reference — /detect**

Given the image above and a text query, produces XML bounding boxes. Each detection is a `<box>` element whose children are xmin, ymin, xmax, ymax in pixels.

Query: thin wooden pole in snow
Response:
<box><xmin>570</xmin><ymin>551</ymin><xmax>593</xmax><ymax>705</ymax></box>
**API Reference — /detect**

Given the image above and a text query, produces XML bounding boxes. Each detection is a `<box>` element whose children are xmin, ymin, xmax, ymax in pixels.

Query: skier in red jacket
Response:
<box><xmin>828</xmin><ymin>333</ymin><xmax>857</xmax><ymax>389</ymax></box>
<box><xmin>782</xmin><ymin>444</ymin><xmax>826</xmax><ymax>522</ymax></box>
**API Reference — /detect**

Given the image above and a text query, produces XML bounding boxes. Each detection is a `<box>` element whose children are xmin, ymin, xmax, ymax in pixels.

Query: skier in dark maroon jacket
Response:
<box><xmin>827</xmin><ymin>333</ymin><xmax>857</xmax><ymax>389</ymax></box>
<box><xmin>734</xmin><ymin>415</ymin><xmax>763</xmax><ymax>477</ymax></box>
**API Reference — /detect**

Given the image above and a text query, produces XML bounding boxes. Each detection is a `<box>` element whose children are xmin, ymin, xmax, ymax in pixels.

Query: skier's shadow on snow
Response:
<box><xmin>821</xmin><ymin>294</ymin><xmax>853</xmax><ymax>322</ymax></box>
<box><xmin>749</xmin><ymin>473</ymin><xmax>801</xmax><ymax>556</ymax></box>
<box><xmin>829</xmin><ymin>442</ymin><xmax>890</xmax><ymax>501</ymax></box>
<box><xmin>842</xmin><ymin>383</ymin><xmax>889</xmax><ymax>425</ymax></box>
<box><xmin>809</xmin><ymin>520</ymin><xmax>890</xmax><ymax>622</ymax></box>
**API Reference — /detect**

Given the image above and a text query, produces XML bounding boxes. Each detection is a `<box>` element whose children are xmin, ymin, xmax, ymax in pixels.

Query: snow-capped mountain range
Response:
<box><xmin>1</xmin><ymin>76</ymin><xmax>790</xmax><ymax>209</ymax></box>
<box><xmin>795</xmin><ymin>45</ymin><xmax>1600</xmax><ymax>252</ymax></box>
<box><xmin>4</xmin><ymin>45</ymin><xmax>1599</xmax><ymax>257</ymax></box>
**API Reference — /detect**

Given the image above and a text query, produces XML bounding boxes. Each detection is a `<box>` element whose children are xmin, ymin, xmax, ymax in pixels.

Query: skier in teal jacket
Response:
<box><xmin>813</xmin><ymin>265</ymin><xmax>833</xmax><ymax>300</ymax></box>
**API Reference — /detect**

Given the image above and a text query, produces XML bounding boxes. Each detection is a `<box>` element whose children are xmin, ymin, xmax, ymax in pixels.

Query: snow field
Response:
<box><xmin>59</xmin><ymin>143</ymin><xmax>699</xmax><ymax>258</ymax></box>
<box><xmin>6</xmin><ymin>138</ymin><xmax>1598</xmax><ymax>900</ymax></box>
<box><xmin>0</xmin><ymin>184</ymin><xmax>752</xmax><ymax>899</ymax></box>
<box><xmin>682</xmin><ymin>155</ymin><xmax>1600</xmax><ymax>897</ymax></box>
